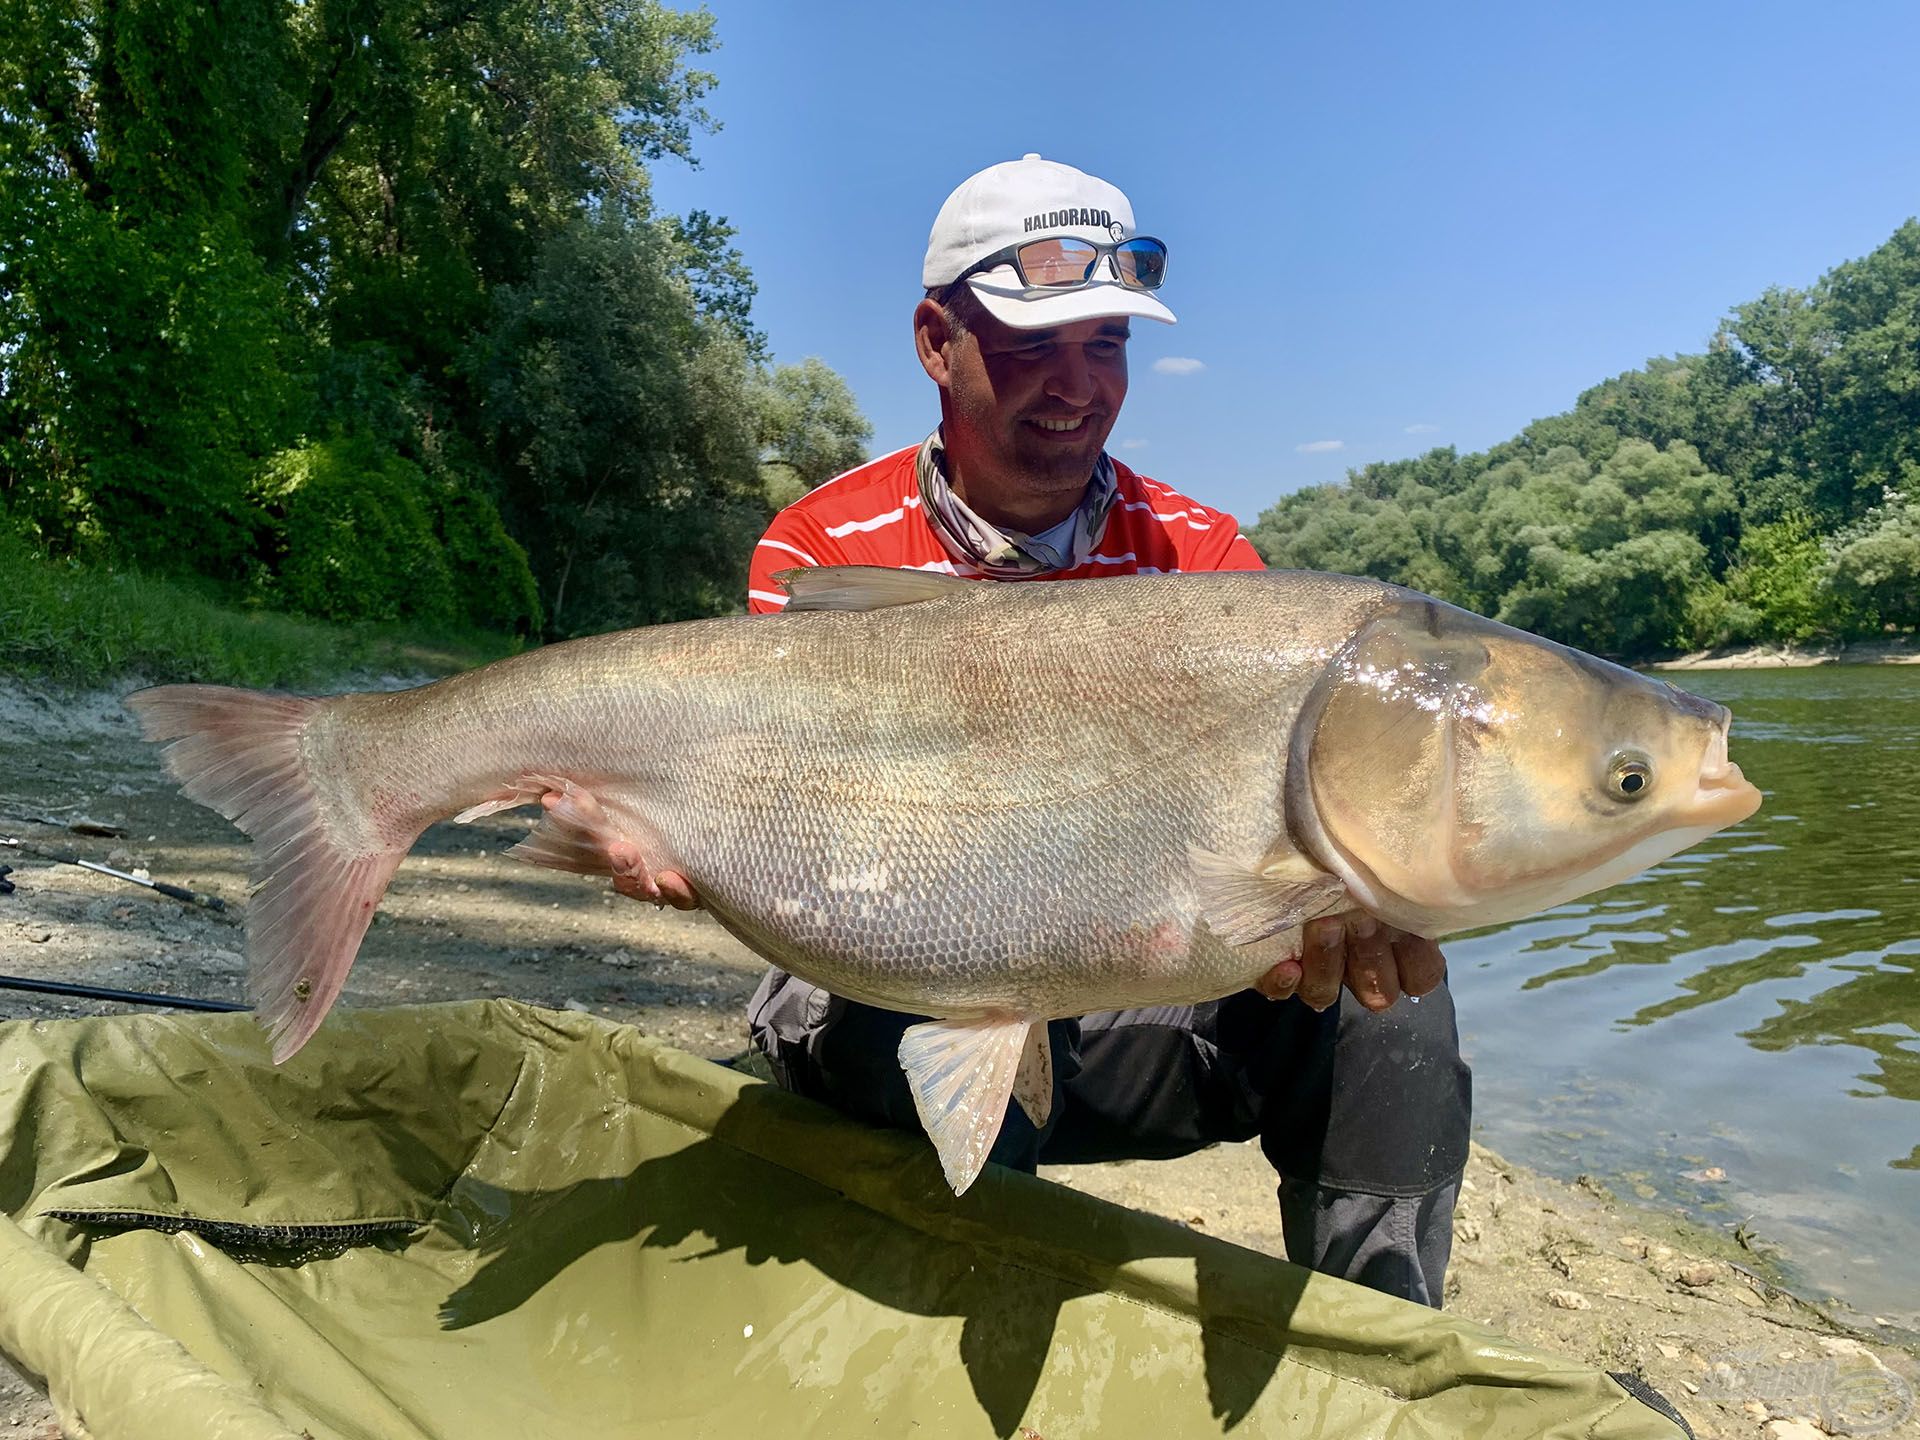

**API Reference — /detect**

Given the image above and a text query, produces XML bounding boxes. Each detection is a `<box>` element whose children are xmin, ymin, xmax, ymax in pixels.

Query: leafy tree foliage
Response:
<box><xmin>1253</xmin><ymin>220</ymin><xmax>1920</xmax><ymax>657</ymax></box>
<box><xmin>469</xmin><ymin>210</ymin><xmax>769</xmax><ymax>634</ymax></box>
<box><xmin>0</xmin><ymin>0</ymin><xmax>869</xmax><ymax>639</ymax></box>
<box><xmin>755</xmin><ymin>358</ymin><xmax>876</xmax><ymax>509</ymax></box>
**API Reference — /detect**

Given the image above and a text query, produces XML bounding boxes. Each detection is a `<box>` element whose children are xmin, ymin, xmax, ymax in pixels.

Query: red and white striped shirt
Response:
<box><xmin>747</xmin><ymin>443</ymin><xmax>1263</xmax><ymax>611</ymax></box>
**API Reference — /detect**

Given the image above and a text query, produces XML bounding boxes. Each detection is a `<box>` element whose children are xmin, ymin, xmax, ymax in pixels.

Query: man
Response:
<box><xmin>642</xmin><ymin>155</ymin><xmax>1470</xmax><ymax>1306</ymax></box>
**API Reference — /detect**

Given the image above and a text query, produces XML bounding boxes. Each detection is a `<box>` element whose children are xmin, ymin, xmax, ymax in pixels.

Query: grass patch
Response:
<box><xmin>0</xmin><ymin>535</ymin><xmax>524</xmax><ymax>689</ymax></box>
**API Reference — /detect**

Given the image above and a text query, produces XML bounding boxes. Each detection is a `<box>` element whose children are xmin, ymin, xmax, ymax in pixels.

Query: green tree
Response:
<box><xmin>2</xmin><ymin>0</ymin><xmax>873</xmax><ymax>642</ymax></box>
<box><xmin>754</xmin><ymin>358</ymin><xmax>874</xmax><ymax>509</ymax></box>
<box><xmin>469</xmin><ymin>211</ymin><xmax>768</xmax><ymax>636</ymax></box>
<box><xmin>1824</xmin><ymin>487</ymin><xmax>1920</xmax><ymax>633</ymax></box>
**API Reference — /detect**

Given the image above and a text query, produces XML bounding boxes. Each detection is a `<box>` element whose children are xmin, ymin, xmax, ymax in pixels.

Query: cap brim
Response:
<box><xmin>964</xmin><ymin>270</ymin><xmax>1176</xmax><ymax>329</ymax></box>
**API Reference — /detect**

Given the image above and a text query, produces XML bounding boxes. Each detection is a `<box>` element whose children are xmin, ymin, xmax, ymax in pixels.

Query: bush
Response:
<box><xmin>255</xmin><ymin>438</ymin><xmax>457</xmax><ymax>625</ymax></box>
<box><xmin>432</xmin><ymin>480</ymin><xmax>544</xmax><ymax>636</ymax></box>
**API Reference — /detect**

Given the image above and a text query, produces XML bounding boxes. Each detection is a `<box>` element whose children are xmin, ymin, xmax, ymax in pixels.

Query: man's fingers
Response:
<box><xmin>1254</xmin><ymin>955</ymin><xmax>1302</xmax><ymax>1000</ymax></box>
<box><xmin>654</xmin><ymin>871</ymin><xmax>701</xmax><ymax>911</ymax></box>
<box><xmin>610</xmin><ymin>869</ymin><xmax>702</xmax><ymax>910</ymax></box>
<box><xmin>1342</xmin><ymin>914</ymin><xmax>1401</xmax><ymax>1012</ymax></box>
<box><xmin>1390</xmin><ymin>931</ymin><xmax>1447</xmax><ymax>997</ymax></box>
<box><xmin>1299</xmin><ymin>917</ymin><xmax>1345</xmax><ymax>1011</ymax></box>
<box><xmin>611</xmin><ymin>873</ymin><xmax>661</xmax><ymax>902</ymax></box>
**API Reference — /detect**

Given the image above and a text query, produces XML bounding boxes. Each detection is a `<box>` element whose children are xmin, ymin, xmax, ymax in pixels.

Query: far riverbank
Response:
<box><xmin>1655</xmin><ymin>638</ymin><xmax>1918</xmax><ymax>670</ymax></box>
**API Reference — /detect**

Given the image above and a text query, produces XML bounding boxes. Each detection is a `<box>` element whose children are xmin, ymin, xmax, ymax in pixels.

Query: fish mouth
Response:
<box><xmin>1688</xmin><ymin>713</ymin><xmax>1762</xmax><ymax>827</ymax></box>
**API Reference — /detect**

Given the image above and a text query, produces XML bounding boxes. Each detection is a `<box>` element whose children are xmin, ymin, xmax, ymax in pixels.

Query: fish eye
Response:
<box><xmin>1607</xmin><ymin>754</ymin><xmax>1653</xmax><ymax>801</ymax></box>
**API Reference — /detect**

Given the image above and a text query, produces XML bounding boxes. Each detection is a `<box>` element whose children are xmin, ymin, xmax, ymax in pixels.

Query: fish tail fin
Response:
<box><xmin>127</xmin><ymin>685</ymin><xmax>407</xmax><ymax>1062</ymax></box>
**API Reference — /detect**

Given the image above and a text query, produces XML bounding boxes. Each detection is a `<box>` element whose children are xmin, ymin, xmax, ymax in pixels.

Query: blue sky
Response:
<box><xmin>649</xmin><ymin>2</ymin><xmax>1920</xmax><ymax>527</ymax></box>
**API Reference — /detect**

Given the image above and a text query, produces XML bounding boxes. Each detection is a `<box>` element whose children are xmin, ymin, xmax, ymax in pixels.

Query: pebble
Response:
<box><xmin>1676</xmin><ymin>1263</ymin><xmax>1717</xmax><ymax>1287</ymax></box>
<box><xmin>1763</xmin><ymin>1420</ymin><xmax>1824</xmax><ymax>1440</ymax></box>
<box><xmin>1655</xmin><ymin>1342</ymin><xmax>1683</xmax><ymax>1360</ymax></box>
<box><xmin>1546</xmin><ymin>1290</ymin><xmax>1591</xmax><ymax>1311</ymax></box>
<box><xmin>1742</xmin><ymin>1400</ymin><xmax>1771</xmax><ymax>1420</ymax></box>
<box><xmin>1456</xmin><ymin>1217</ymin><xmax>1482</xmax><ymax>1243</ymax></box>
<box><xmin>1681</xmin><ymin>1166</ymin><xmax>1727</xmax><ymax>1183</ymax></box>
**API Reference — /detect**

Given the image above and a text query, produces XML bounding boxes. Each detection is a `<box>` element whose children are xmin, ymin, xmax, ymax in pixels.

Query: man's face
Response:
<box><xmin>929</xmin><ymin>302</ymin><xmax>1131</xmax><ymax>507</ymax></box>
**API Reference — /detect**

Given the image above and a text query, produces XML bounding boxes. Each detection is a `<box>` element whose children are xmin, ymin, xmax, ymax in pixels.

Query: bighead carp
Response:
<box><xmin>130</xmin><ymin>567</ymin><xmax>1760</xmax><ymax>1193</ymax></box>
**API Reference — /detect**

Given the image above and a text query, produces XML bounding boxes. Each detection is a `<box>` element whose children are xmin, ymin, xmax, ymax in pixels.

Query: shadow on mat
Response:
<box><xmin>436</xmin><ymin>1081</ymin><xmax>1302</xmax><ymax>1436</ymax></box>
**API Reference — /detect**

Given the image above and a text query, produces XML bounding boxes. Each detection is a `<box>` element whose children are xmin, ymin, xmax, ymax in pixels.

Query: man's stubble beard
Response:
<box><xmin>957</xmin><ymin>391</ymin><xmax>1111</xmax><ymax>501</ymax></box>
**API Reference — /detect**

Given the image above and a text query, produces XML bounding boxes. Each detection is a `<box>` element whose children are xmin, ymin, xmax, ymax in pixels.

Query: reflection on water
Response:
<box><xmin>1449</xmin><ymin>665</ymin><xmax>1920</xmax><ymax>1324</ymax></box>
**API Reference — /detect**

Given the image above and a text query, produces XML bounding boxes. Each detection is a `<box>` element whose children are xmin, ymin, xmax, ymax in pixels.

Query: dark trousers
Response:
<box><xmin>747</xmin><ymin>973</ymin><xmax>1473</xmax><ymax>1307</ymax></box>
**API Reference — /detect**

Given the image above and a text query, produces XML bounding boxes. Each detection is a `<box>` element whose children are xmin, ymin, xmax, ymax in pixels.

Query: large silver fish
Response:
<box><xmin>129</xmin><ymin>568</ymin><xmax>1761</xmax><ymax>1193</ymax></box>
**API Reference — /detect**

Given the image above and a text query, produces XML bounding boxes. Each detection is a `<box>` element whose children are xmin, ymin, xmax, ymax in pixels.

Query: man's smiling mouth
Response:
<box><xmin>1030</xmin><ymin>416</ymin><xmax>1088</xmax><ymax>433</ymax></box>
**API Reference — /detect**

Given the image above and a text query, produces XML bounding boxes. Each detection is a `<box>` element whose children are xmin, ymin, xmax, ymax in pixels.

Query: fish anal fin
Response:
<box><xmin>777</xmin><ymin>565</ymin><xmax>974</xmax><ymax>613</ymax></box>
<box><xmin>1189</xmin><ymin>844</ymin><xmax>1348</xmax><ymax>946</ymax></box>
<box><xmin>503</xmin><ymin>777</ymin><xmax>655</xmax><ymax>879</ymax></box>
<box><xmin>897</xmin><ymin>1015</ymin><xmax>1033</xmax><ymax>1195</ymax></box>
<box><xmin>1012</xmin><ymin>1023</ymin><xmax>1053</xmax><ymax>1129</ymax></box>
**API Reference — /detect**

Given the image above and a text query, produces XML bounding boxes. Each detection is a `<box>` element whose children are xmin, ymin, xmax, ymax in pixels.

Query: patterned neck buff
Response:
<box><xmin>915</xmin><ymin>430</ymin><xmax>1119</xmax><ymax>577</ymax></box>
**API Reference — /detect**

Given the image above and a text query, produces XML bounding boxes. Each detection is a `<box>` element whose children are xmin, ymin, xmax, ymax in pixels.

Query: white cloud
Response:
<box><xmin>1118</xmin><ymin>437</ymin><xmax>1149</xmax><ymax>450</ymax></box>
<box><xmin>1404</xmin><ymin>422</ymin><xmax>1439</xmax><ymax>435</ymax></box>
<box><xmin>1294</xmin><ymin>439</ymin><xmax>1345</xmax><ymax>454</ymax></box>
<box><xmin>1152</xmin><ymin>356</ymin><xmax>1206</xmax><ymax>376</ymax></box>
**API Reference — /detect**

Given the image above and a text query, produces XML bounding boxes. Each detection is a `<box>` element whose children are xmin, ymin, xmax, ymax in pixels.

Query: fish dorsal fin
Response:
<box><xmin>897</xmin><ymin>1015</ymin><xmax>1034</xmax><ymax>1194</ymax></box>
<box><xmin>1189</xmin><ymin>845</ymin><xmax>1348</xmax><ymax>945</ymax></box>
<box><xmin>777</xmin><ymin>565</ymin><xmax>974</xmax><ymax>613</ymax></box>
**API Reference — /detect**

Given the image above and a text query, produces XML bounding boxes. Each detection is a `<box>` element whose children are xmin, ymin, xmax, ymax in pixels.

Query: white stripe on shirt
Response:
<box><xmin>823</xmin><ymin>493</ymin><xmax>922</xmax><ymax>538</ymax></box>
<box><xmin>756</xmin><ymin>537</ymin><xmax>821</xmax><ymax>567</ymax></box>
<box><xmin>748</xmin><ymin>589</ymin><xmax>790</xmax><ymax>608</ymax></box>
<box><xmin>1119</xmin><ymin>499</ymin><xmax>1212</xmax><ymax>529</ymax></box>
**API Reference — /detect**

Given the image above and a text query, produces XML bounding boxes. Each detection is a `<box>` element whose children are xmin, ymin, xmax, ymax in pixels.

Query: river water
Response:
<box><xmin>1449</xmin><ymin>664</ymin><xmax>1920</xmax><ymax>1328</ymax></box>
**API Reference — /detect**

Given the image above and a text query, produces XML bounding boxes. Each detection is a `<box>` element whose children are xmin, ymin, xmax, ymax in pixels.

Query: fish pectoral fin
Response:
<box><xmin>1013</xmin><ymin>1023</ymin><xmax>1053</xmax><ymax>1129</ymax></box>
<box><xmin>1189</xmin><ymin>845</ymin><xmax>1348</xmax><ymax>945</ymax></box>
<box><xmin>502</xmin><ymin>776</ymin><xmax>654</xmax><ymax>879</ymax></box>
<box><xmin>897</xmin><ymin>1015</ymin><xmax>1034</xmax><ymax>1195</ymax></box>
<box><xmin>776</xmin><ymin>565</ymin><xmax>974</xmax><ymax>612</ymax></box>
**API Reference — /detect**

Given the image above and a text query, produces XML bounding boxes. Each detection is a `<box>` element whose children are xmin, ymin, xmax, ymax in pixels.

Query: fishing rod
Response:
<box><xmin>0</xmin><ymin>835</ymin><xmax>246</xmax><ymax>1011</ymax></box>
<box><xmin>0</xmin><ymin>837</ymin><xmax>228</xmax><ymax>913</ymax></box>
<box><xmin>0</xmin><ymin>974</ymin><xmax>248</xmax><ymax>1013</ymax></box>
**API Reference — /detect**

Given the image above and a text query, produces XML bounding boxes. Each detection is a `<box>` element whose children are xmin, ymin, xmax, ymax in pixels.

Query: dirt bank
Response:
<box><xmin>1</xmin><ymin>678</ymin><xmax>1914</xmax><ymax>1439</ymax></box>
<box><xmin>1654</xmin><ymin>637</ymin><xmax>1919</xmax><ymax>670</ymax></box>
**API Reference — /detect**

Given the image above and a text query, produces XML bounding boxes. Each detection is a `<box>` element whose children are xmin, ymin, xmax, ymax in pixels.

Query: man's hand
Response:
<box><xmin>611</xmin><ymin>867</ymin><xmax>701</xmax><ymax>911</ymax></box>
<box><xmin>1253</xmin><ymin>914</ymin><xmax>1445</xmax><ymax>1011</ymax></box>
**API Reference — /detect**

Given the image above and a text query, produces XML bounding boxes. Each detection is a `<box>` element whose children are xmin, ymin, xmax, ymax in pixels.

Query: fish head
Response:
<box><xmin>1290</xmin><ymin>598</ymin><xmax>1762</xmax><ymax>935</ymax></box>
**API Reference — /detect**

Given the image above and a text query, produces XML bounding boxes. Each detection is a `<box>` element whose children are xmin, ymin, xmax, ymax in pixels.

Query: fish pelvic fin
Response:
<box><xmin>1189</xmin><ymin>845</ymin><xmax>1349</xmax><ymax>945</ymax></box>
<box><xmin>776</xmin><ymin>565</ymin><xmax>974</xmax><ymax>612</ymax></box>
<box><xmin>897</xmin><ymin>1015</ymin><xmax>1036</xmax><ymax>1195</ymax></box>
<box><xmin>495</xmin><ymin>775</ymin><xmax>654</xmax><ymax>881</ymax></box>
<box><xmin>126</xmin><ymin>685</ymin><xmax>406</xmax><ymax>1063</ymax></box>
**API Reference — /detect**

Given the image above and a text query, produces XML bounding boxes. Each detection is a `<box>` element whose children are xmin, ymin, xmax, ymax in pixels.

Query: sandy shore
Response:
<box><xmin>1654</xmin><ymin>638</ymin><xmax>1919</xmax><ymax>670</ymax></box>
<box><xmin>1</xmin><ymin>678</ymin><xmax>1915</xmax><ymax>1438</ymax></box>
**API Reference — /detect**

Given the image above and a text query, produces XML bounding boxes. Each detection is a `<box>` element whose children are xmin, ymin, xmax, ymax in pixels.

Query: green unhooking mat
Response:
<box><xmin>0</xmin><ymin>1001</ymin><xmax>1684</xmax><ymax>1438</ymax></box>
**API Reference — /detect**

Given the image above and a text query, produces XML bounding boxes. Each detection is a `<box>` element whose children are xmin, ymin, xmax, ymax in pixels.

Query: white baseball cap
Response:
<box><xmin>921</xmin><ymin>154</ymin><xmax>1176</xmax><ymax>330</ymax></box>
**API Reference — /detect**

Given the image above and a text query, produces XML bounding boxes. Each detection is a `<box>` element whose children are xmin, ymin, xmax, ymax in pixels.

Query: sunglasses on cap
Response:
<box><xmin>959</xmin><ymin>234</ymin><xmax>1169</xmax><ymax>292</ymax></box>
